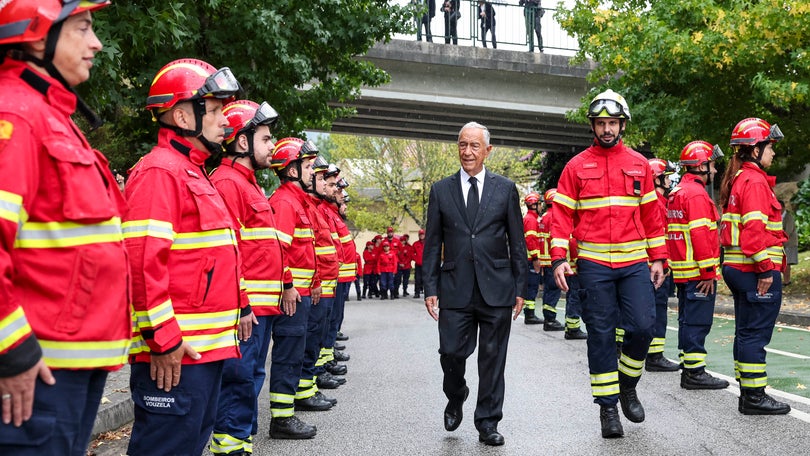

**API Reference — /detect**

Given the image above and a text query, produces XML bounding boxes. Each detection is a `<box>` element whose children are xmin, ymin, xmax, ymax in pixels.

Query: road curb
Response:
<box><xmin>92</xmin><ymin>364</ymin><xmax>133</xmax><ymax>438</ymax></box>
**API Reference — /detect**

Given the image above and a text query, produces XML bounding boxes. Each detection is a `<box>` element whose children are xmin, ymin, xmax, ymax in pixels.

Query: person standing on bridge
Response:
<box><xmin>550</xmin><ymin>89</ymin><xmax>667</xmax><ymax>438</ymax></box>
<box><xmin>519</xmin><ymin>0</ymin><xmax>543</xmax><ymax>52</ymax></box>
<box><xmin>414</xmin><ymin>0</ymin><xmax>435</xmax><ymax>43</ymax></box>
<box><xmin>719</xmin><ymin>118</ymin><xmax>791</xmax><ymax>415</ymax></box>
<box><xmin>477</xmin><ymin>0</ymin><xmax>497</xmax><ymax>49</ymax></box>
<box><xmin>441</xmin><ymin>0</ymin><xmax>460</xmax><ymax>45</ymax></box>
<box><xmin>423</xmin><ymin>121</ymin><xmax>527</xmax><ymax>446</ymax></box>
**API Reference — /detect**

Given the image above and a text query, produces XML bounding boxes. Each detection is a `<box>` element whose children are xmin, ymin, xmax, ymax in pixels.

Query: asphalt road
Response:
<box><xmin>94</xmin><ymin>295</ymin><xmax>810</xmax><ymax>455</ymax></box>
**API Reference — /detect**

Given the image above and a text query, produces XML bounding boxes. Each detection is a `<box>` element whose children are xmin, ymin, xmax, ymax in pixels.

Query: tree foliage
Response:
<box><xmin>80</xmin><ymin>1</ymin><xmax>413</xmax><ymax>171</ymax></box>
<box><xmin>557</xmin><ymin>0</ymin><xmax>810</xmax><ymax>178</ymax></box>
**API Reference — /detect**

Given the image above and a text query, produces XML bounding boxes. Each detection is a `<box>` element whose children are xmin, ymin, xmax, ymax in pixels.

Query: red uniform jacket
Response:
<box><xmin>550</xmin><ymin>141</ymin><xmax>667</xmax><ymax>268</ymax></box>
<box><xmin>269</xmin><ymin>182</ymin><xmax>319</xmax><ymax>295</ymax></box>
<box><xmin>398</xmin><ymin>242</ymin><xmax>414</xmax><ymax>270</ymax></box>
<box><xmin>537</xmin><ymin>210</ymin><xmax>553</xmax><ymax>267</ymax></box>
<box><xmin>412</xmin><ymin>239</ymin><xmax>425</xmax><ymax>266</ymax></box>
<box><xmin>720</xmin><ymin>162</ymin><xmax>786</xmax><ymax>273</ymax></box>
<box><xmin>0</xmin><ymin>59</ymin><xmax>130</xmax><ymax>375</ymax></box>
<box><xmin>666</xmin><ymin>174</ymin><xmax>719</xmax><ymax>282</ymax></box>
<box><xmin>124</xmin><ymin>129</ymin><xmax>241</xmax><ymax>364</ymax></box>
<box><xmin>523</xmin><ymin>210</ymin><xmax>542</xmax><ymax>261</ymax></box>
<box><xmin>363</xmin><ymin>248</ymin><xmax>378</xmax><ymax>275</ymax></box>
<box><xmin>377</xmin><ymin>251</ymin><xmax>398</xmax><ymax>274</ymax></box>
<box><xmin>312</xmin><ymin>198</ymin><xmax>340</xmax><ymax>297</ymax></box>
<box><xmin>211</xmin><ymin>159</ymin><xmax>292</xmax><ymax>316</ymax></box>
<box><xmin>323</xmin><ymin>203</ymin><xmax>356</xmax><ymax>283</ymax></box>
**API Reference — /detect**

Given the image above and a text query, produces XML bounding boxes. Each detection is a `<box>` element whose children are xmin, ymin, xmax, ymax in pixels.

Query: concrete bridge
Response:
<box><xmin>326</xmin><ymin>39</ymin><xmax>598</xmax><ymax>153</ymax></box>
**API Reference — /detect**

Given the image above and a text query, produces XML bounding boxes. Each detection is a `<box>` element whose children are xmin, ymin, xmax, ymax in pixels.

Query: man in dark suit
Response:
<box><xmin>423</xmin><ymin>122</ymin><xmax>528</xmax><ymax>446</ymax></box>
<box><xmin>415</xmin><ymin>0</ymin><xmax>436</xmax><ymax>42</ymax></box>
<box><xmin>477</xmin><ymin>0</ymin><xmax>497</xmax><ymax>48</ymax></box>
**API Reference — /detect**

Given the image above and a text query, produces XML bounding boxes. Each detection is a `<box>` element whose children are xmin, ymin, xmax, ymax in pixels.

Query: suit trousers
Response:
<box><xmin>438</xmin><ymin>279</ymin><xmax>512</xmax><ymax>430</ymax></box>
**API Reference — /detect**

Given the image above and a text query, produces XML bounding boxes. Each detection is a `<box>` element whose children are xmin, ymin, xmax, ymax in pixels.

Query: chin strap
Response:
<box><xmin>157</xmin><ymin>98</ymin><xmax>223</xmax><ymax>156</ymax></box>
<box><xmin>654</xmin><ymin>176</ymin><xmax>671</xmax><ymax>197</ymax></box>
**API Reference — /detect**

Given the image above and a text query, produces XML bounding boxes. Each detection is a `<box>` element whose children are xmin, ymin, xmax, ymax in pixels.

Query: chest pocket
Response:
<box><xmin>621</xmin><ymin>166</ymin><xmax>645</xmax><ymax>197</ymax></box>
<box><xmin>186</xmin><ymin>179</ymin><xmax>231</xmax><ymax>231</ymax></box>
<box><xmin>45</xmin><ymin>137</ymin><xmax>115</xmax><ymax>221</ymax></box>
<box><xmin>576</xmin><ymin>168</ymin><xmax>605</xmax><ymax>199</ymax></box>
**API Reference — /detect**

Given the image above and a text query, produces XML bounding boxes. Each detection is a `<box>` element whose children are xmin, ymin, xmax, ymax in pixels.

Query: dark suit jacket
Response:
<box><xmin>422</xmin><ymin>170</ymin><xmax>527</xmax><ymax>309</ymax></box>
<box><xmin>478</xmin><ymin>2</ymin><xmax>495</xmax><ymax>27</ymax></box>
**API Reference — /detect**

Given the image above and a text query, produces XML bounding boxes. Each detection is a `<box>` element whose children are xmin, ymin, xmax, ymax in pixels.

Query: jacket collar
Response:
<box><xmin>158</xmin><ymin>129</ymin><xmax>210</xmax><ymax>166</ymax></box>
<box><xmin>742</xmin><ymin>161</ymin><xmax>776</xmax><ymax>188</ymax></box>
<box><xmin>6</xmin><ymin>60</ymin><xmax>77</xmax><ymax>118</ymax></box>
<box><xmin>221</xmin><ymin>158</ymin><xmax>257</xmax><ymax>185</ymax></box>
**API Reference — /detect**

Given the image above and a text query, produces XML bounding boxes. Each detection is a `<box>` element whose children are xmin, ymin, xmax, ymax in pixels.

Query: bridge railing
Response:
<box><xmin>407</xmin><ymin>1</ymin><xmax>579</xmax><ymax>54</ymax></box>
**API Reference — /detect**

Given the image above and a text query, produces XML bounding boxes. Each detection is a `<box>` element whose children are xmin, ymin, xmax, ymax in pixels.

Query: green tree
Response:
<box><xmin>81</xmin><ymin>1</ymin><xmax>414</xmax><ymax>171</ymax></box>
<box><xmin>557</xmin><ymin>0</ymin><xmax>810</xmax><ymax>177</ymax></box>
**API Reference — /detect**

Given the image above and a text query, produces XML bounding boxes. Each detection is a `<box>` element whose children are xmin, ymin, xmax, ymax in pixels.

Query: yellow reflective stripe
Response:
<box><xmin>737</xmin><ymin>362</ymin><xmax>766</xmax><ymax>373</ymax></box>
<box><xmin>16</xmin><ymin>217</ymin><xmax>123</xmax><ymax>248</ymax></box>
<box><xmin>270</xmin><ymin>407</ymin><xmax>294</xmax><ymax>418</ymax></box>
<box><xmin>554</xmin><ymin>193</ymin><xmax>576</xmax><ymax>209</ymax></box>
<box><xmin>619</xmin><ymin>353</ymin><xmax>644</xmax><ymax>378</ymax></box>
<box><xmin>293</xmin><ymin>227</ymin><xmax>313</xmax><ymax>238</ymax></box>
<box><xmin>338</xmin><ymin>270</ymin><xmax>356</xmax><ymax>279</ymax></box>
<box><xmin>591</xmin><ymin>371</ymin><xmax>618</xmax><ymax>383</ymax></box>
<box><xmin>550</xmin><ymin>238</ymin><xmax>569</xmax><ymax>250</ymax></box>
<box><xmin>766</xmin><ymin>220</ymin><xmax>782</xmax><ymax>231</ymax></box>
<box><xmin>740</xmin><ymin>377</ymin><xmax>768</xmax><ymax>388</ymax></box>
<box><xmin>339</xmin><ymin>233</ymin><xmax>352</xmax><ymax>243</ymax></box>
<box><xmin>274</xmin><ymin>229</ymin><xmax>293</xmax><ymax>245</ymax></box>
<box><xmin>321</xmin><ymin>279</ymin><xmax>338</xmax><ymax>289</ymax></box>
<box><xmin>724</xmin><ymin>247</ymin><xmax>784</xmax><ymax>265</ymax></box>
<box><xmin>315</xmin><ymin>245</ymin><xmax>337</xmax><ymax>255</ymax></box>
<box><xmin>525</xmin><ymin>230</ymin><xmax>539</xmax><ymax>237</ymax></box>
<box><xmin>269</xmin><ymin>392</ymin><xmax>295</xmax><ymax>403</ymax></box>
<box><xmin>331</xmin><ymin>232</ymin><xmax>340</xmax><ymax>241</ymax></box>
<box><xmin>247</xmin><ymin>294</ymin><xmax>280</xmax><ymax>307</ymax></box>
<box><xmin>741</xmin><ymin>211</ymin><xmax>767</xmax><ymax>224</ymax></box>
<box><xmin>578</xmin><ymin>247</ymin><xmax>648</xmax><ymax>264</ymax></box>
<box><xmin>590</xmin><ymin>371</ymin><xmax>619</xmax><ymax>397</ymax></box>
<box><xmin>122</xmin><ymin>219</ymin><xmax>174</xmax><ymax>241</ymax></box>
<box><xmin>577</xmin><ymin>195</ymin><xmax>640</xmax><ymax>209</ymax></box>
<box><xmin>133</xmin><ymin>299</ymin><xmax>175</xmax><ymax>329</ymax></box>
<box><xmin>240</xmin><ymin>227</ymin><xmax>277</xmax><ymax>240</ymax></box>
<box><xmin>339</xmin><ymin>263</ymin><xmax>356</xmax><ymax>273</ymax></box>
<box><xmin>0</xmin><ymin>190</ymin><xmax>23</xmax><ymax>225</ymax></box>
<box><xmin>682</xmin><ymin>352</ymin><xmax>707</xmax><ymax>368</ymax></box>
<box><xmin>579</xmin><ymin>239</ymin><xmax>649</xmax><ymax>252</ymax></box>
<box><xmin>688</xmin><ymin>217</ymin><xmax>715</xmax><ymax>230</ymax></box>
<box><xmin>184</xmin><ymin>329</ymin><xmax>237</xmax><ymax>352</ymax></box>
<box><xmin>695</xmin><ymin>258</ymin><xmax>718</xmax><ymax>268</ymax></box>
<box><xmin>640</xmin><ymin>190</ymin><xmax>657</xmax><ymax>205</ymax></box>
<box><xmin>647</xmin><ymin>236</ymin><xmax>665</xmax><ymax>249</ymax></box>
<box><xmin>0</xmin><ymin>307</ymin><xmax>32</xmax><ymax>352</ymax></box>
<box><xmin>244</xmin><ymin>280</ymin><xmax>282</xmax><ymax>294</ymax></box>
<box><xmin>171</xmin><ymin>228</ymin><xmax>236</xmax><ymax>250</ymax></box>
<box><xmin>175</xmin><ymin>309</ymin><xmax>238</xmax><ymax>331</ymax></box>
<box><xmin>671</xmin><ymin>268</ymin><xmax>700</xmax><ymax>280</ymax></box>
<box><xmin>542</xmin><ymin>304</ymin><xmax>557</xmax><ymax>313</ymax></box>
<box><xmin>39</xmin><ymin>338</ymin><xmax>130</xmax><ymax>368</ymax></box>
<box><xmin>210</xmin><ymin>434</ymin><xmax>251</xmax><ymax>454</ymax></box>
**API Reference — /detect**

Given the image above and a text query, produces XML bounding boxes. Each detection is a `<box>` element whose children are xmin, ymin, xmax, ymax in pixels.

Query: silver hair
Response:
<box><xmin>459</xmin><ymin>121</ymin><xmax>490</xmax><ymax>146</ymax></box>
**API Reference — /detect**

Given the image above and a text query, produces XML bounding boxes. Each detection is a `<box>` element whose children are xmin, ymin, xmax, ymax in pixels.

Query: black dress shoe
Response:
<box><xmin>618</xmin><ymin>386</ymin><xmax>645</xmax><ymax>423</ymax></box>
<box><xmin>326</xmin><ymin>362</ymin><xmax>347</xmax><ymax>376</ymax></box>
<box><xmin>599</xmin><ymin>405</ymin><xmax>623</xmax><ymax>438</ymax></box>
<box><xmin>336</xmin><ymin>332</ymin><xmax>349</xmax><ymax>341</ymax></box>
<box><xmin>478</xmin><ymin>427</ymin><xmax>505</xmax><ymax>446</ymax></box>
<box><xmin>334</xmin><ymin>342</ymin><xmax>346</xmax><ymax>351</ymax></box>
<box><xmin>269</xmin><ymin>416</ymin><xmax>317</xmax><ymax>439</ymax></box>
<box><xmin>443</xmin><ymin>386</ymin><xmax>469</xmax><ymax>431</ymax></box>
<box><xmin>294</xmin><ymin>395</ymin><xmax>333</xmax><ymax>411</ymax></box>
<box><xmin>334</xmin><ymin>350</ymin><xmax>350</xmax><ymax>362</ymax></box>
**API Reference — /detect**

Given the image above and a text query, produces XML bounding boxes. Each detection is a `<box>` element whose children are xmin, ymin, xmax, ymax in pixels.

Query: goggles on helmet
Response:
<box><xmin>769</xmin><ymin>124</ymin><xmax>784</xmax><ymax>142</ymax></box>
<box><xmin>337</xmin><ymin>177</ymin><xmax>349</xmax><ymax>188</ymax></box>
<box><xmin>312</xmin><ymin>156</ymin><xmax>329</xmax><ymax>172</ymax></box>
<box><xmin>342</xmin><ymin>189</ymin><xmax>350</xmax><ymax>202</ymax></box>
<box><xmin>588</xmin><ymin>99</ymin><xmax>628</xmax><ymax>118</ymax></box>
<box><xmin>710</xmin><ymin>144</ymin><xmax>724</xmax><ymax>161</ymax></box>
<box><xmin>246</xmin><ymin>102</ymin><xmax>279</xmax><ymax>130</ymax></box>
<box><xmin>197</xmin><ymin>67</ymin><xmax>241</xmax><ymax>99</ymax></box>
<box><xmin>300</xmin><ymin>140</ymin><xmax>319</xmax><ymax>158</ymax></box>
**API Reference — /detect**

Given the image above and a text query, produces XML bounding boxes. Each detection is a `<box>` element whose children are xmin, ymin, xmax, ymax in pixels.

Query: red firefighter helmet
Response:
<box><xmin>544</xmin><ymin>188</ymin><xmax>557</xmax><ymax>203</ymax></box>
<box><xmin>648</xmin><ymin>158</ymin><xmax>676</xmax><ymax>177</ymax></box>
<box><xmin>222</xmin><ymin>100</ymin><xmax>279</xmax><ymax>144</ymax></box>
<box><xmin>146</xmin><ymin>58</ymin><xmax>240</xmax><ymax>111</ymax></box>
<box><xmin>418</xmin><ymin>229</ymin><xmax>425</xmax><ymax>235</ymax></box>
<box><xmin>730</xmin><ymin>118</ymin><xmax>784</xmax><ymax>146</ymax></box>
<box><xmin>312</xmin><ymin>156</ymin><xmax>329</xmax><ymax>174</ymax></box>
<box><xmin>270</xmin><ymin>137</ymin><xmax>307</xmax><ymax>170</ymax></box>
<box><xmin>524</xmin><ymin>192</ymin><xmax>541</xmax><ymax>206</ymax></box>
<box><xmin>0</xmin><ymin>0</ymin><xmax>110</xmax><ymax>45</ymax></box>
<box><xmin>679</xmin><ymin>141</ymin><xmax>724</xmax><ymax>168</ymax></box>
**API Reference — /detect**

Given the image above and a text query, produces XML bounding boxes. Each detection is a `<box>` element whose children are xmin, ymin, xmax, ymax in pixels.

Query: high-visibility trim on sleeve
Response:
<box><xmin>274</xmin><ymin>229</ymin><xmax>293</xmax><ymax>245</ymax></box>
<box><xmin>171</xmin><ymin>228</ymin><xmax>237</xmax><ymax>250</ymax></box>
<box><xmin>0</xmin><ymin>190</ymin><xmax>24</xmax><ymax>226</ymax></box>
<box><xmin>577</xmin><ymin>195</ymin><xmax>640</xmax><ymax>210</ymax></box>
<box><xmin>133</xmin><ymin>299</ymin><xmax>175</xmax><ymax>329</ymax></box>
<box><xmin>122</xmin><ymin>219</ymin><xmax>175</xmax><ymax>241</ymax></box>
<box><xmin>39</xmin><ymin>338</ymin><xmax>130</xmax><ymax>369</ymax></box>
<box><xmin>0</xmin><ymin>307</ymin><xmax>32</xmax><ymax>352</ymax></box>
<box><xmin>240</xmin><ymin>227</ymin><xmax>277</xmax><ymax>240</ymax></box>
<box><xmin>553</xmin><ymin>193</ymin><xmax>576</xmax><ymax>209</ymax></box>
<box><xmin>15</xmin><ymin>217</ymin><xmax>123</xmax><ymax>248</ymax></box>
<box><xmin>175</xmin><ymin>309</ymin><xmax>239</xmax><ymax>331</ymax></box>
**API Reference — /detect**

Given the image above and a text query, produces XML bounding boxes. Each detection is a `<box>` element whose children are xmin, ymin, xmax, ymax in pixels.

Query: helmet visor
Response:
<box><xmin>198</xmin><ymin>67</ymin><xmax>241</xmax><ymax>99</ymax></box>
<box><xmin>337</xmin><ymin>177</ymin><xmax>349</xmax><ymax>188</ymax></box>
<box><xmin>300</xmin><ymin>140</ymin><xmax>319</xmax><ymax>158</ymax></box>
<box><xmin>312</xmin><ymin>156</ymin><xmax>329</xmax><ymax>172</ymax></box>
<box><xmin>710</xmin><ymin>144</ymin><xmax>724</xmax><ymax>161</ymax></box>
<box><xmin>769</xmin><ymin>124</ymin><xmax>784</xmax><ymax>142</ymax></box>
<box><xmin>588</xmin><ymin>99</ymin><xmax>627</xmax><ymax>118</ymax></box>
<box><xmin>247</xmin><ymin>102</ymin><xmax>279</xmax><ymax>130</ymax></box>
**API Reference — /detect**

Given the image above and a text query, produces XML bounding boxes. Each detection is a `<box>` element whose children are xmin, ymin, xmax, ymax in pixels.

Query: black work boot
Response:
<box><xmin>681</xmin><ymin>369</ymin><xmax>729</xmax><ymax>390</ymax></box>
<box><xmin>334</xmin><ymin>350</ymin><xmax>350</xmax><ymax>362</ymax></box>
<box><xmin>599</xmin><ymin>405</ymin><xmax>624</xmax><ymax>438</ymax></box>
<box><xmin>543</xmin><ymin>319</ymin><xmax>564</xmax><ymax>331</ymax></box>
<box><xmin>314</xmin><ymin>391</ymin><xmax>337</xmax><ymax>406</ymax></box>
<box><xmin>523</xmin><ymin>308</ymin><xmax>543</xmax><ymax>325</ymax></box>
<box><xmin>325</xmin><ymin>360</ymin><xmax>347</xmax><ymax>376</ymax></box>
<box><xmin>564</xmin><ymin>328</ymin><xmax>588</xmax><ymax>340</ymax></box>
<box><xmin>618</xmin><ymin>385</ymin><xmax>645</xmax><ymax>423</ymax></box>
<box><xmin>739</xmin><ymin>387</ymin><xmax>791</xmax><ymax>415</ymax></box>
<box><xmin>294</xmin><ymin>395</ymin><xmax>333</xmax><ymax>411</ymax></box>
<box><xmin>269</xmin><ymin>416</ymin><xmax>317</xmax><ymax>439</ymax></box>
<box><xmin>380</xmin><ymin>290</ymin><xmax>388</xmax><ymax>300</ymax></box>
<box><xmin>645</xmin><ymin>353</ymin><xmax>680</xmax><ymax>372</ymax></box>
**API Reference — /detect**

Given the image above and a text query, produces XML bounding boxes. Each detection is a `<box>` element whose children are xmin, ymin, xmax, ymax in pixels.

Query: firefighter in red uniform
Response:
<box><xmin>363</xmin><ymin>242</ymin><xmax>378</xmax><ymax>298</ymax></box>
<box><xmin>208</xmin><ymin>100</ymin><xmax>309</xmax><ymax>451</ymax></box>
<box><xmin>550</xmin><ymin>89</ymin><xmax>667</xmax><ymax>438</ymax></box>
<box><xmin>719</xmin><ymin>118</ymin><xmax>790</xmax><ymax>415</ymax></box>
<box><xmin>0</xmin><ymin>2</ymin><xmax>130</xmax><ymax>454</ymax></box>
<box><xmin>123</xmin><ymin>58</ymin><xmax>243</xmax><ymax>455</ymax></box>
<box><xmin>522</xmin><ymin>192</ymin><xmax>544</xmax><ymax>324</ymax></box>
<box><xmin>539</xmin><ymin>189</ymin><xmax>565</xmax><ymax>331</ymax></box>
<box><xmin>378</xmin><ymin>241</ymin><xmax>398</xmax><ymax>299</ymax></box>
<box><xmin>297</xmin><ymin>156</ymin><xmax>342</xmax><ymax>408</ymax></box>
<box><xmin>643</xmin><ymin>158</ymin><xmax>681</xmax><ymax>372</ymax></box>
<box><xmin>413</xmin><ymin>229</ymin><xmax>426</xmax><ymax>298</ymax></box>
<box><xmin>666</xmin><ymin>142</ymin><xmax>728</xmax><ymax>389</ymax></box>
<box><xmin>324</xmin><ymin>168</ymin><xmax>355</xmax><ymax>364</ymax></box>
<box><xmin>397</xmin><ymin>234</ymin><xmax>415</xmax><ymax>296</ymax></box>
<box><xmin>266</xmin><ymin>137</ymin><xmax>321</xmax><ymax>437</ymax></box>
